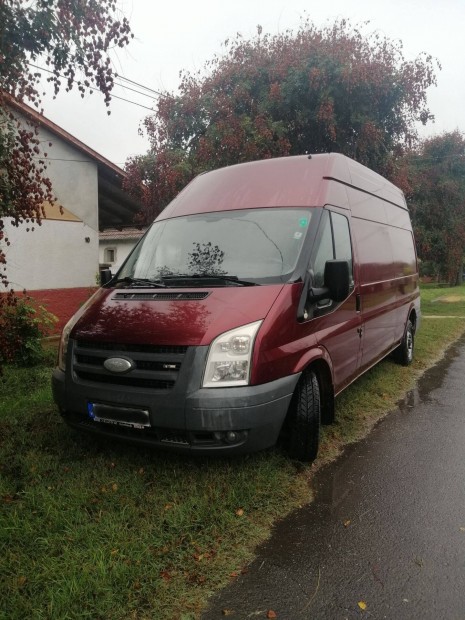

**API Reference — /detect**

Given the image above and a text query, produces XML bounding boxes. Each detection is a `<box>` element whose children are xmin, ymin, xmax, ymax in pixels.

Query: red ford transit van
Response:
<box><xmin>52</xmin><ymin>154</ymin><xmax>420</xmax><ymax>461</ymax></box>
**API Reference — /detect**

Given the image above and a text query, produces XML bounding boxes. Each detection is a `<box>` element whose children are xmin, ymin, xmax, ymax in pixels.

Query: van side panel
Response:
<box><xmin>352</xmin><ymin>217</ymin><xmax>398</xmax><ymax>368</ymax></box>
<box><xmin>385</xmin><ymin>205</ymin><xmax>412</xmax><ymax>229</ymax></box>
<box><xmin>346</xmin><ymin>189</ymin><xmax>389</xmax><ymax>224</ymax></box>
<box><xmin>346</xmin><ymin>157</ymin><xmax>406</xmax><ymax>209</ymax></box>
<box><xmin>390</xmin><ymin>227</ymin><xmax>419</xmax><ymax>341</ymax></box>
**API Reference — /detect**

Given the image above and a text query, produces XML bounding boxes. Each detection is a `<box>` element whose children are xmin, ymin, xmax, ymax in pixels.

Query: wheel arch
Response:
<box><xmin>409</xmin><ymin>307</ymin><xmax>418</xmax><ymax>332</ymax></box>
<box><xmin>308</xmin><ymin>358</ymin><xmax>335</xmax><ymax>425</ymax></box>
<box><xmin>290</xmin><ymin>348</ymin><xmax>335</xmax><ymax>426</ymax></box>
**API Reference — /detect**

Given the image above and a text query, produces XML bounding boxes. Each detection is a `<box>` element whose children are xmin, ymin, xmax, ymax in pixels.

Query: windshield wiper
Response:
<box><xmin>112</xmin><ymin>276</ymin><xmax>166</xmax><ymax>288</ymax></box>
<box><xmin>161</xmin><ymin>274</ymin><xmax>258</xmax><ymax>287</ymax></box>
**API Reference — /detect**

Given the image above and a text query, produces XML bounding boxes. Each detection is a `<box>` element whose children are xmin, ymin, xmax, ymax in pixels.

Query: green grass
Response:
<box><xmin>0</xmin><ymin>365</ymin><xmax>308</xmax><ymax>620</ymax></box>
<box><xmin>420</xmin><ymin>283</ymin><xmax>465</xmax><ymax>316</ymax></box>
<box><xmin>2</xmin><ymin>284</ymin><xmax>465</xmax><ymax>619</ymax></box>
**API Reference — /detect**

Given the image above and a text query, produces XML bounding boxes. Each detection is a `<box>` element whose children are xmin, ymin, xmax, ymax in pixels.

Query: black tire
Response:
<box><xmin>394</xmin><ymin>319</ymin><xmax>414</xmax><ymax>366</ymax></box>
<box><xmin>281</xmin><ymin>370</ymin><xmax>321</xmax><ymax>462</ymax></box>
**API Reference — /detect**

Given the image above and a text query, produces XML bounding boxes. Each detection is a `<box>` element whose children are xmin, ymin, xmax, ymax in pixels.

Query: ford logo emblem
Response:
<box><xmin>103</xmin><ymin>357</ymin><xmax>134</xmax><ymax>374</ymax></box>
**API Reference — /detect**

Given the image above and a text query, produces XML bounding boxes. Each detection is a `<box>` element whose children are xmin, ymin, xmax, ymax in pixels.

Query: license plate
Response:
<box><xmin>88</xmin><ymin>403</ymin><xmax>150</xmax><ymax>430</ymax></box>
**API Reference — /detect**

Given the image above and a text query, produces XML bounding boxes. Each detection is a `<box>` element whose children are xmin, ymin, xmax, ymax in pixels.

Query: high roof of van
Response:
<box><xmin>157</xmin><ymin>153</ymin><xmax>407</xmax><ymax>221</ymax></box>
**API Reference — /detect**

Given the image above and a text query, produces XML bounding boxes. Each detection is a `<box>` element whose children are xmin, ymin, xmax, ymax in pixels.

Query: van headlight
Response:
<box><xmin>203</xmin><ymin>321</ymin><xmax>262</xmax><ymax>388</ymax></box>
<box><xmin>58</xmin><ymin>318</ymin><xmax>74</xmax><ymax>372</ymax></box>
<box><xmin>57</xmin><ymin>290</ymin><xmax>101</xmax><ymax>372</ymax></box>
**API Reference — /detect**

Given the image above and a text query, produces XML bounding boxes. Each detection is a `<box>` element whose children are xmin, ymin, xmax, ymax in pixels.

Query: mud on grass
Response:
<box><xmin>420</xmin><ymin>282</ymin><xmax>465</xmax><ymax>316</ymax></box>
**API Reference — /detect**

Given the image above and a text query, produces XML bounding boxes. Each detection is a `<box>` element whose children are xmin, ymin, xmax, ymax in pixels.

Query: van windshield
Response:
<box><xmin>118</xmin><ymin>208</ymin><xmax>314</xmax><ymax>285</ymax></box>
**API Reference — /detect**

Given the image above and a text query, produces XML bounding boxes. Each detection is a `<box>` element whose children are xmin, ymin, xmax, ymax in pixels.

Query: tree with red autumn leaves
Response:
<box><xmin>126</xmin><ymin>19</ymin><xmax>439</xmax><ymax>224</ymax></box>
<box><xmin>0</xmin><ymin>0</ymin><xmax>133</xmax><ymax>364</ymax></box>
<box><xmin>407</xmin><ymin>131</ymin><xmax>465</xmax><ymax>285</ymax></box>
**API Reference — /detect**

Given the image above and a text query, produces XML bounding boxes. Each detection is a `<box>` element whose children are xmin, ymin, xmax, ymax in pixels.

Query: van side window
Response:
<box><xmin>313</xmin><ymin>212</ymin><xmax>334</xmax><ymax>287</ymax></box>
<box><xmin>308</xmin><ymin>210</ymin><xmax>354</xmax><ymax>319</ymax></box>
<box><xmin>331</xmin><ymin>212</ymin><xmax>353</xmax><ymax>285</ymax></box>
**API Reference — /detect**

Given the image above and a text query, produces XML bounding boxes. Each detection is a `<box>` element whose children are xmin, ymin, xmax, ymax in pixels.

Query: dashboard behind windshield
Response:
<box><xmin>118</xmin><ymin>208</ymin><xmax>315</xmax><ymax>284</ymax></box>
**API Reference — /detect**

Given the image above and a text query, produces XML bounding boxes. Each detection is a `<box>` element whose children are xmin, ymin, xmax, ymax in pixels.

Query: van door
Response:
<box><xmin>306</xmin><ymin>209</ymin><xmax>362</xmax><ymax>392</ymax></box>
<box><xmin>353</xmin><ymin>218</ymin><xmax>398</xmax><ymax>370</ymax></box>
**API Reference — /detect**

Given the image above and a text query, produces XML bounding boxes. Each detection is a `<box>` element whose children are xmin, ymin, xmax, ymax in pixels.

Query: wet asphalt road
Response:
<box><xmin>203</xmin><ymin>337</ymin><xmax>465</xmax><ymax>620</ymax></box>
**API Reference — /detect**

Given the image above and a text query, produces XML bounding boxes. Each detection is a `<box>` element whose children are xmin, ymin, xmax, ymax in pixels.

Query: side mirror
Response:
<box><xmin>309</xmin><ymin>260</ymin><xmax>350</xmax><ymax>303</ymax></box>
<box><xmin>100</xmin><ymin>268</ymin><xmax>113</xmax><ymax>286</ymax></box>
<box><xmin>324</xmin><ymin>260</ymin><xmax>350</xmax><ymax>302</ymax></box>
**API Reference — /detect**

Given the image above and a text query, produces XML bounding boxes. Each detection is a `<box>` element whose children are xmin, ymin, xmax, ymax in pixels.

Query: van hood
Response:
<box><xmin>72</xmin><ymin>285</ymin><xmax>285</xmax><ymax>346</ymax></box>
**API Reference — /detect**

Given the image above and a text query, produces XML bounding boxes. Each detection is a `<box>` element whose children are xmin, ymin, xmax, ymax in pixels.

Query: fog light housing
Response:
<box><xmin>213</xmin><ymin>430</ymin><xmax>248</xmax><ymax>445</ymax></box>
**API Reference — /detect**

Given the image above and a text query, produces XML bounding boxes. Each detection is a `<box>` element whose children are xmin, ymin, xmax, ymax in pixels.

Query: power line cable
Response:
<box><xmin>28</xmin><ymin>63</ymin><xmax>158</xmax><ymax>111</ymax></box>
<box><xmin>115</xmin><ymin>73</ymin><xmax>162</xmax><ymax>96</ymax></box>
<box><xmin>109</xmin><ymin>93</ymin><xmax>153</xmax><ymax>110</ymax></box>
<box><xmin>113</xmin><ymin>81</ymin><xmax>155</xmax><ymax>99</ymax></box>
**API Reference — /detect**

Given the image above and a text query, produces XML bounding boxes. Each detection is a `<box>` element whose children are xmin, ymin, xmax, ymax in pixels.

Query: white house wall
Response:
<box><xmin>5</xmin><ymin>219</ymin><xmax>98</xmax><ymax>290</ymax></box>
<box><xmin>37</xmin><ymin>124</ymin><xmax>99</xmax><ymax>230</ymax></box>
<box><xmin>3</xmin><ymin>121</ymin><xmax>99</xmax><ymax>291</ymax></box>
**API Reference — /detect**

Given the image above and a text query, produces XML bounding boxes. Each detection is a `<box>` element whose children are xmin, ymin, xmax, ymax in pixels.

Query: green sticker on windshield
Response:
<box><xmin>299</xmin><ymin>218</ymin><xmax>308</xmax><ymax>228</ymax></box>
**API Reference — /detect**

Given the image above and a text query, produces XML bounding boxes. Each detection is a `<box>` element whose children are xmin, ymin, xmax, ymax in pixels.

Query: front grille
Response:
<box><xmin>73</xmin><ymin>340</ymin><xmax>187</xmax><ymax>390</ymax></box>
<box><xmin>76</xmin><ymin>372</ymin><xmax>175</xmax><ymax>390</ymax></box>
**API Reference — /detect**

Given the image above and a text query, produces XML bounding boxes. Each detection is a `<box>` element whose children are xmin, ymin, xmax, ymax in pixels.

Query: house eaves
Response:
<box><xmin>6</xmin><ymin>96</ymin><xmax>143</xmax><ymax>229</ymax></box>
<box><xmin>99</xmin><ymin>226</ymin><xmax>147</xmax><ymax>241</ymax></box>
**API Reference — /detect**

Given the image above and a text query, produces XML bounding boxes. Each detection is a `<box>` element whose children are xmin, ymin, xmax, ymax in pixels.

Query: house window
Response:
<box><xmin>104</xmin><ymin>247</ymin><xmax>116</xmax><ymax>263</ymax></box>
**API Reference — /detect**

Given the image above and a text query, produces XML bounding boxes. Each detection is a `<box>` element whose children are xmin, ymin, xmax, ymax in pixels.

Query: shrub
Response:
<box><xmin>0</xmin><ymin>294</ymin><xmax>57</xmax><ymax>367</ymax></box>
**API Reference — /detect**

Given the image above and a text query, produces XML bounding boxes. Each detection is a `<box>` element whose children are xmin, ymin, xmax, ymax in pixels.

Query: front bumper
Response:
<box><xmin>52</xmin><ymin>344</ymin><xmax>300</xmax><ymax>455</ymax></box>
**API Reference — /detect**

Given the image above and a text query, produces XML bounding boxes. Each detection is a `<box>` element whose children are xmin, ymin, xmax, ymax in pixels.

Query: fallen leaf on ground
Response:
<box><xmin>236</xmin><ymin>508</ymin><xmax>244</xmax><ymax>517</ymax></box>
<box><xmin>358</xmin><ymin>601</ymin><xmax>367</xmax><ymax>610</ymax></box>
<box><xmin>343</xmin><ymin>519</ymin><xmax>351</xmax><ymax>528</ymax></box>
<box><xmin>267</xmin><ymin>611</ymin><xmax>277</xmax><ymax>619</ymax></box>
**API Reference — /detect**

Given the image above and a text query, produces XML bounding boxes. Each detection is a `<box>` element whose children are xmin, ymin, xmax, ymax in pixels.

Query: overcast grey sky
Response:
<box><xmin>39</xmin><ymin>0</ymin><xmax>465</xmax><ymax>165</ymax></box>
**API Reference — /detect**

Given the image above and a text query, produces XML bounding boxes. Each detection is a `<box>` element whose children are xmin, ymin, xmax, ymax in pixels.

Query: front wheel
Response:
<box><xmin>394</xmin><ymin>319</ymin><xmax>414</xmax><ymax>366</ymax></box>
<box><xmin>281</xmin><ymin>370</ymin><xmax>321</xmax><ymax>462</ymax></box>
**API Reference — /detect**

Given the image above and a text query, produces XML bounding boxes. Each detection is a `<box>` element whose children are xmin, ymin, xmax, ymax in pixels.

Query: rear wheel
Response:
<box><xmin>394</xmin><ymin>319</ymin><xmax>414</xmax><ymax>366</ymax></box>
<box><xmin>281</xmin><ymin>370</ymin><xmax>321</xmax><ymax>462</ymax></box>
